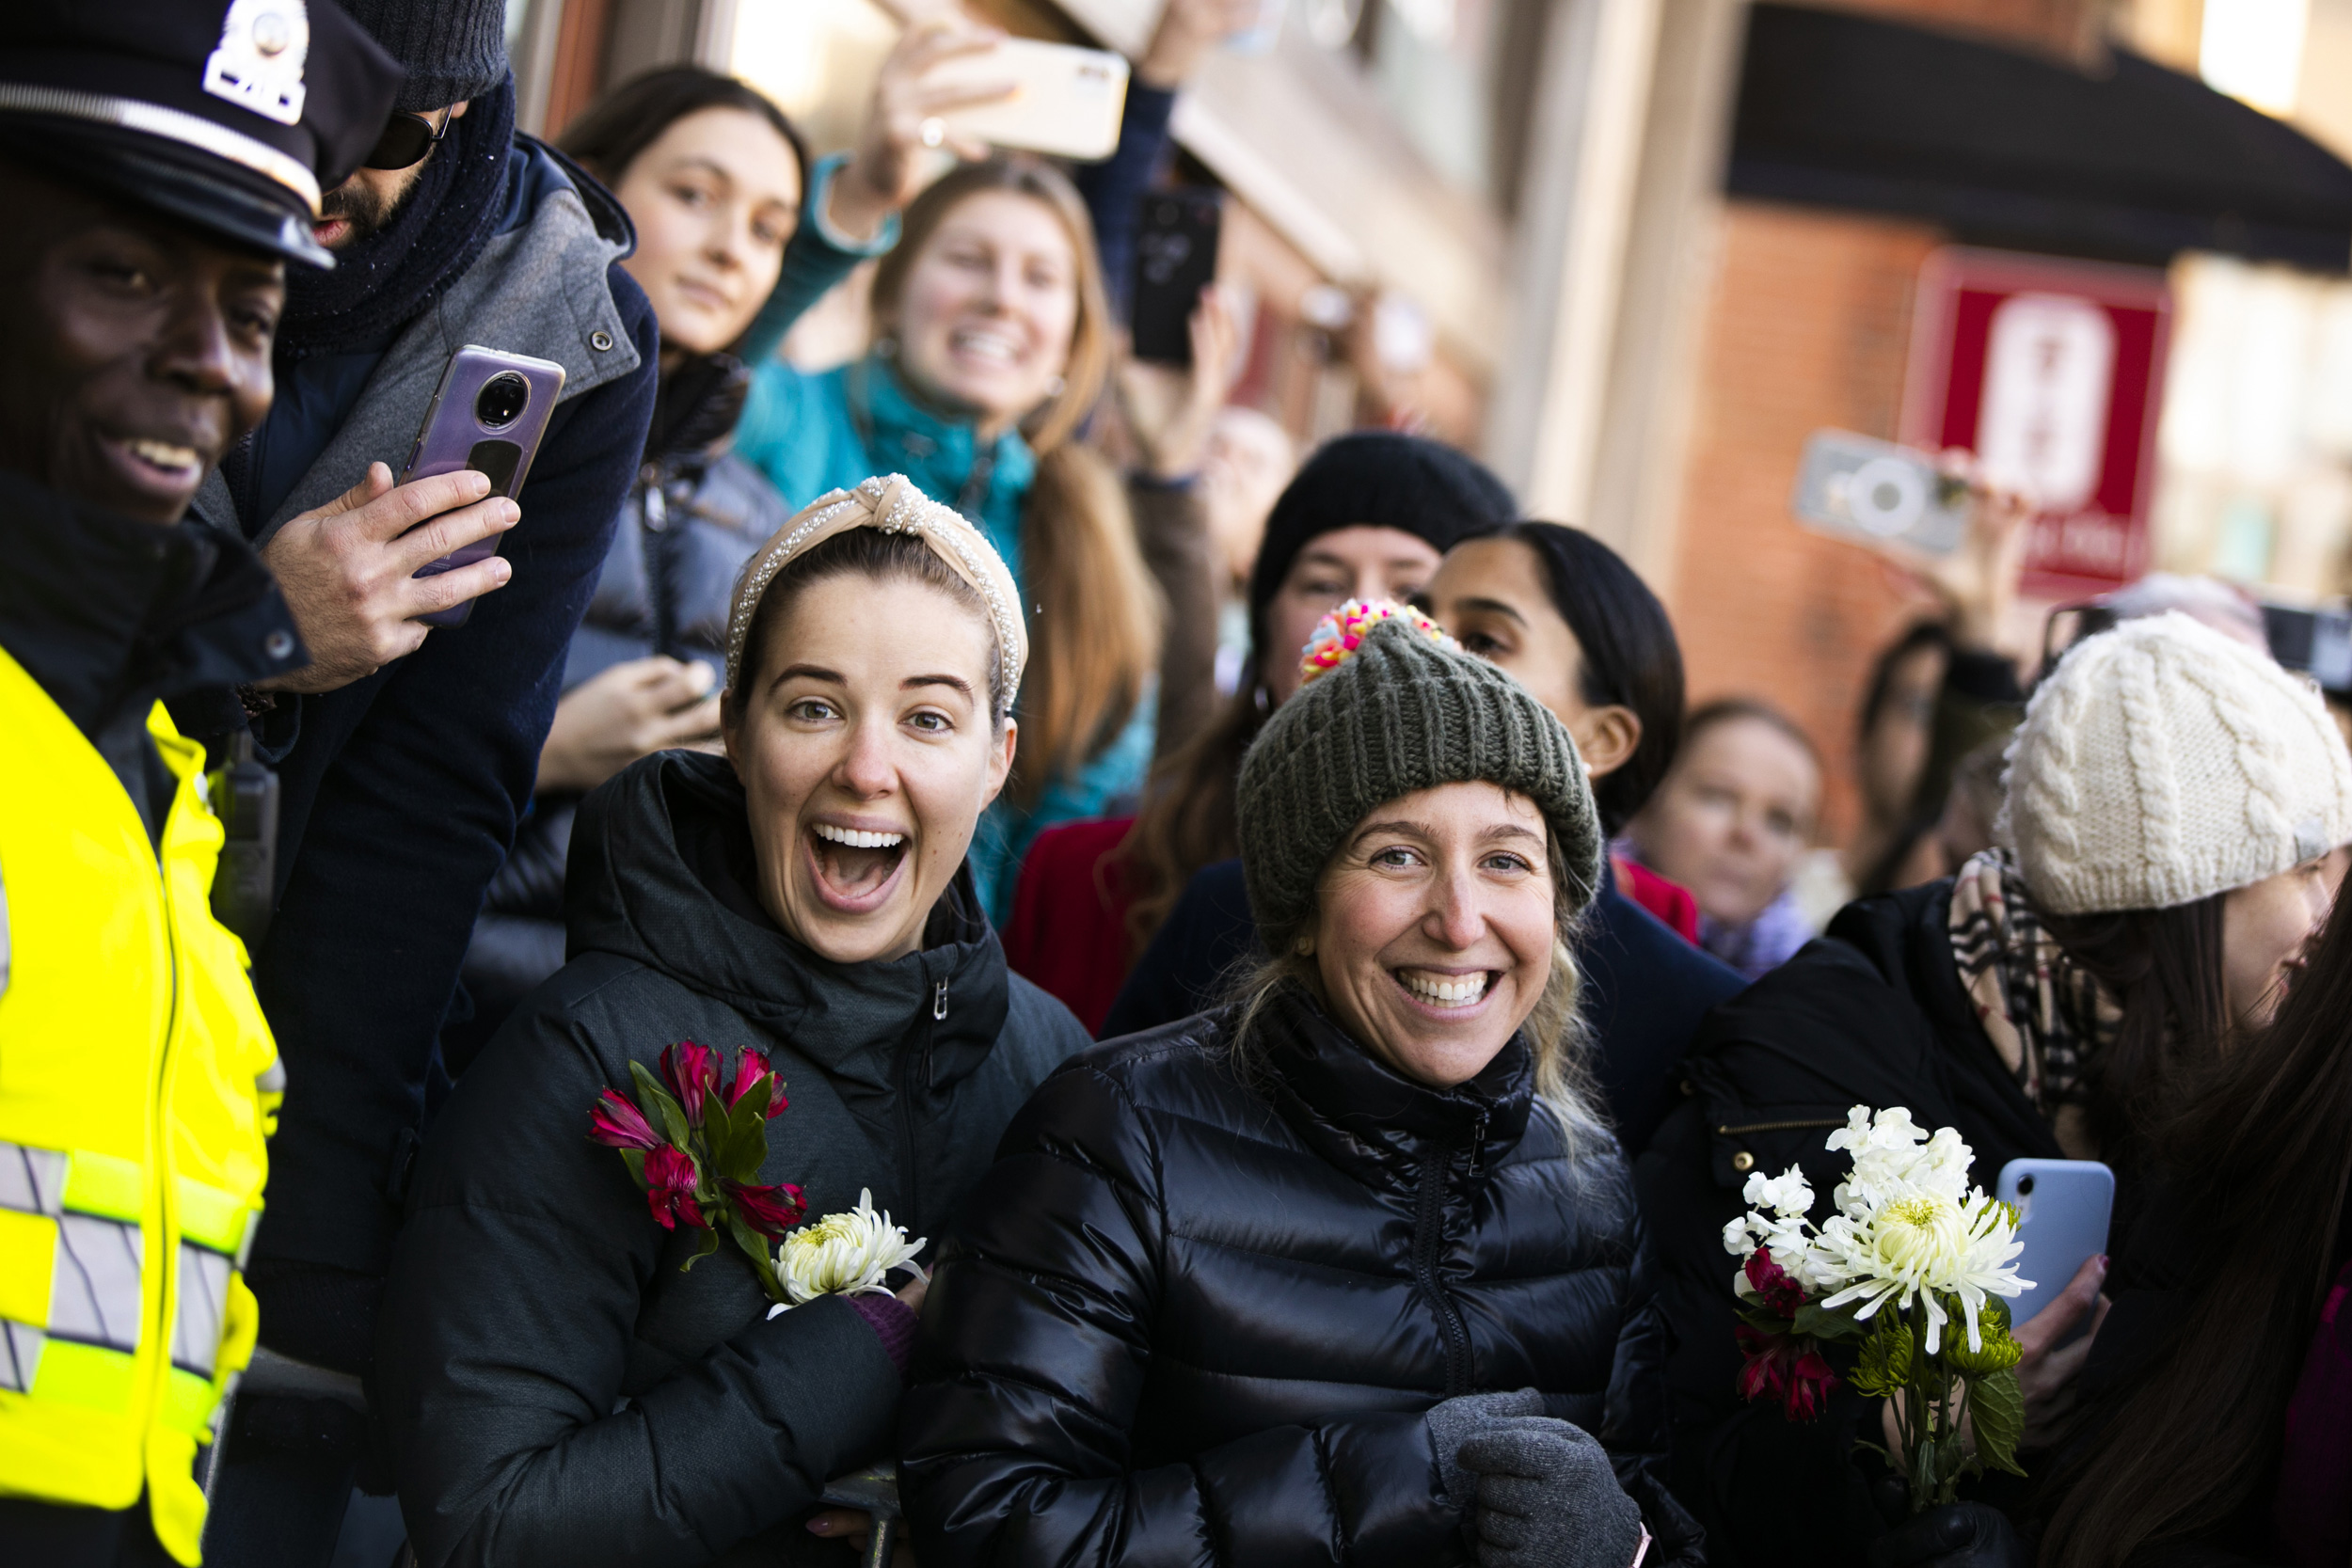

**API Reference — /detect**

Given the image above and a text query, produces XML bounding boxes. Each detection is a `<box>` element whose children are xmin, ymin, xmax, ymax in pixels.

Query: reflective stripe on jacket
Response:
<box><xmin>0</xmin><ymin>648</ymin><xmax>279</xmax><ymax>1564</ymax></box>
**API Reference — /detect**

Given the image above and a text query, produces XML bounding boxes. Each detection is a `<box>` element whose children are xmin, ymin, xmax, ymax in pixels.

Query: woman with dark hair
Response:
<box><xmin>1004</xmin><ymin>430</ymin><xmax>1517</xmax><ymax>1031</ymax></box>
<box><xmin>1623</xmin><ymin>698</ymin><xmax>1825</xmax><ymax>980</ymax></box>
<box><xmin>379</xmin><ymin>480</ymin><xmax>1090</xmax><ymax>1567</ymax></box>
<box><xmin>453</xmin><ymin>44</ymin><xmax>988</xmax><ymax>1058</ymax></box>
<box><xmin>900</xmin><ymin>602</ymin><xmax>1702</xmax><ymax>1568</ymax></box>
<box><xmin>1419</xmin><ymin>521</ymin><xmax>1746</xmax><ymax>1148</ymax></box>
<box><xmin>1638</xmin><ymin>611</ymin><xmax>2352</xmax><ymax>1568</ymax></box>
<box><xmin>2027</xmin><ymin>887</ymin><xmax>2352</xmax><ymax>1568</ymax></box>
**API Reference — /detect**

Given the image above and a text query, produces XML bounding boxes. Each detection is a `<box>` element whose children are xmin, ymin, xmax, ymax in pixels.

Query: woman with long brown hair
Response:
<box><xmin>735</xmin><ymin>148</ymin><xmax>1165</xmax><ymax>925</ymax></box>
<box><xmin>2030</xmin><ymin>876</ymin><xmax>2352</xmax><ymax>1568</ymax></box>
<box><xmin>1641</xmin><ymin>612</ymin><xmax>2352</xmax><ymax>1568</ymax></box>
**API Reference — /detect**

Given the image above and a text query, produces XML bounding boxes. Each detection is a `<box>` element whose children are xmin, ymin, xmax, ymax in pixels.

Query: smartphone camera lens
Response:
<box><xmin>475</xmin><ymin>372</ymin><xmax>530</xmax><ymax>430</ymax></box>
<box><xmin>2015</xmin><ymin>1174</ymin><xmax>2035</xmax><ymax>1196</ymax></box>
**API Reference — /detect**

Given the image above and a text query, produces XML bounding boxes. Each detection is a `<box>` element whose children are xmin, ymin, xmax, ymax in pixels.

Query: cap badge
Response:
<box><xmin>205</xmin><ymin>0</ymin><xmax>310</xmax><ymax>127</ymax></box>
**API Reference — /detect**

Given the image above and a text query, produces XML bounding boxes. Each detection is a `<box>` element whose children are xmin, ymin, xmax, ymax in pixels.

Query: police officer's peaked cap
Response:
<box><xmin>0</xmin><ymin>0</ymin><xmax>403</xmax><ymax>269</ymax></box>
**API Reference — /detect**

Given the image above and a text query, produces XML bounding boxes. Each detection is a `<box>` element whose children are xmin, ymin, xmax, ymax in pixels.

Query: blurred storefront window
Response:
<box><xmin>2152</xmin><ymin>253</ymin><xmax>2352</xmax><ymax>597</ymax></box>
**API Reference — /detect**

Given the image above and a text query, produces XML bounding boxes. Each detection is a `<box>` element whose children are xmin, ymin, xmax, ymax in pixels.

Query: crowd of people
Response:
<box><xmin>6</xmin><ymin>5</ymin><xmax>2350</xmax><ymax>1568</ymax></box>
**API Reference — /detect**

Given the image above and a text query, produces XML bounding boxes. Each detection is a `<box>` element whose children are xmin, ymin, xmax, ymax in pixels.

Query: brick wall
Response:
<box><xmin>1662</xmin><ymin>200</ymin><xmax>1949</xmax><ymax>842</ymax></box>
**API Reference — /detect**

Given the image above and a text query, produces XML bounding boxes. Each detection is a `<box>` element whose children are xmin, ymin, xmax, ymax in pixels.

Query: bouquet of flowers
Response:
<box><xmin>765</xmin><ymin>1188</ymin><xmax>927</xmax><ymax>1317</ymax></box>
<box><xmin>1723</xmin><ymin>1105</ymin><xmax>2032</xmax><ymax>1511</ymax></box>
<box><xmin>589</xmin><ymin>1040</ymin><xmax>808</xmax><ymax>1305</ymax></box>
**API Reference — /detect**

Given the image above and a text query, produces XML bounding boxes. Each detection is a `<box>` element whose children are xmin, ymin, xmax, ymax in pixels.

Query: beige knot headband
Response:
<box><xmin>724</xmin><ymin>474</ymin><xmax>1029</xmax><ymax>705</ymax></box>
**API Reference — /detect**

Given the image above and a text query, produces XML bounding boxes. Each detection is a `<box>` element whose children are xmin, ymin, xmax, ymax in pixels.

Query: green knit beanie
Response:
<box><xmin>1236</xmin><ymin>608</ymin><xmax>1604</xmax><ymax>948</ymax></box>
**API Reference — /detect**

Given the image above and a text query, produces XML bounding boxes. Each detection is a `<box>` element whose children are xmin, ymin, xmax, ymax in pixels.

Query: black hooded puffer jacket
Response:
<box><xmin>378</xmin><ymin>750</ymin><xmax>1090</xmax><ymax>1567</ymax></box>
<box><xmin>899</xmin><ymin>988</ymin><xmax>1705</xmax><ymax>1567</ymax></box>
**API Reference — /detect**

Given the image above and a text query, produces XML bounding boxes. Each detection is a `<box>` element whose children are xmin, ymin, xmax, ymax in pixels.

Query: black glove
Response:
<box><xmin>1425</xmin><ymin>1388</ymin><xmax>1548</xmax><ymax>1512</ymax></box>
<box><xmin>1867</xmin><ymin>1503</ymin><xmax>2029</xmax><ymax>1568</ymax></box>
<box><xmin>1456</xmin><ymin>1416</ymin><xmax>1644</xmax><ymax>1568</ymax></box>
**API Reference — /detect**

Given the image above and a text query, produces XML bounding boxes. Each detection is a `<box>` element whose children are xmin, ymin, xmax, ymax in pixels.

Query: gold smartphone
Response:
<box><xmin>929</xmin><ymin>38</ymin><xmax>1130</xmax><ymax>162</ymax></box>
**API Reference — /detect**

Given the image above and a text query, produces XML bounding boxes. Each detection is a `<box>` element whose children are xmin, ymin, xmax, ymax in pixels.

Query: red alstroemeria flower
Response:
<box><xmin>1784</xmin><ymin>1346</ymin><xmax>1836</xmax><ymax>1422</ymax></box>
<box><xmin>724</xmin><ymin>1049</ymin><xmax>788</xmax><ymax>1120</ymax></box>
<box><xmin>1744</xmin><ymin>1248</ymin><xmax>1808</xmax><ymax>1319</ymax></box>
<box><xmin>587</xmin><ymin>1088</ymin><xmax>660</xmax><ymax>1151</ymax></box>
<box><xmin>643</xmin><ymin>1144</ymin><xmax>705</xmax><ymax>1230</ymax></box>
<box><xmin>1735</xmin><ymin>1323</ymin><xmax>1836</xmax><ymax>1422</ymax></box>
<box><xmin>661</xmin><ymin>1040</ymin><xmax>721</xmax><ymax>1127</ymax></box>
<box><xmin>723</xmin><ymin>1179</ymin><xmax>808</xmax><ymax>1238</ymax></box>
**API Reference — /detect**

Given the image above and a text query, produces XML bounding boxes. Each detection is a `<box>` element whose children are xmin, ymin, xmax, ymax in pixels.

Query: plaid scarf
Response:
<box><xmin>1947</xmin><ymin>849</ymin><xmax>2120</xmax><ymax>1154</ymax></box>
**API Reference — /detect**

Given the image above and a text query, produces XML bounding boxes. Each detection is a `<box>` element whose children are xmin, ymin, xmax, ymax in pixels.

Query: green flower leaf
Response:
<box><xmin>619</xmin><ymin>1148</ymin><xmax>647</xmax><ymax>1191</ymax></box>
<box><xmin>630</xmin><ymin>1061</ymin><xmax>695</xmax><ymax>1150</ymax></box>
<box><xmin>680</xmin><ymin>1224</ymin><xmax>722</xmax><ymax>1271</ymax></box>
<box><xmin>1793</xmin><ymin>1301</ymin><xmax>1868</xmax><ymax>1340</ymax></box>
<box><xmin>1967</xmin><ymin>1366</ymin><xmax>2027</xmax><ymax>1477</ymax></box>
<box><xmin>718</xmin><ymin>1096</ymin><xmax>770</xmax><ymax>1185</ymax></box>
<box><xmin>724</xmin><ymin>1212</ymin><xmax>790</xmax><ymax>1305</ymax></box>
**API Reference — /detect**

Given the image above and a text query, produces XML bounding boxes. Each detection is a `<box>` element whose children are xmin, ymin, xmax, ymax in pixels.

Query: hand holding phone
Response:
<box><xmin>256</xmin><ymin>464</ymin><xmax>518</xmax><ymax>695</ymax></box>
<box><xmin>1790</xmin><ymin>430</ymin><xmax>1971</xmax><ymax>557</ymax></box>
<box><xmin>400</xmin><ymin>345</ymin><xmax>564</xmax><ymax>627</ymax></box>
<box><xmin>828</xmin><ymin>15</ymin><xmax>1014</xmax><ymax>239</ymax></box>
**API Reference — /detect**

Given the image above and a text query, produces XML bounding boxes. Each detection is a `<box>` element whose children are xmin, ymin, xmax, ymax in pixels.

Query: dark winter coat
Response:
<box><xmin>899</xmin><ymin>987</ymin><xmax>1706</xmax><ymax>1567</ymax></box>
<box><xmin>1636</xmin><ymin>879</ymin><xmax>2062</xmax><ymax>1568</ymax></box>
<box><xmin>377</xmin><ymin>749</ymin><xmax>1091</xmax><ymax>1567</ymax></box>
<box><xmin>173</xmin><ymin>135</ymin><xmax>662</xmax><ymax>1379</ymax></box>
<box><xmin>1101</xmin><ymin>856</ymin><xmax>1746</xmax><ymax>1151</ymax></box>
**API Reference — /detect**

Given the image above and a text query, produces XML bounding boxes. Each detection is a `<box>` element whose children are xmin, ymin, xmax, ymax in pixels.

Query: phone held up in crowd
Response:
<box><xmin>400</xmin><ymin>344</ymin><xmax>567</xmax><ymax>626</ymax></box>
<box><xmin>924</xmin><ymin>37</ymin><xmax>1130</xmax><ymax>161</ymax></box>
<box><xmin>1790</xmin><ymin>429</ymin><xmax>1972</xmax><ymax>557</ymax></box>
<box><xmin>1133</xmin><ymin>189</ymin><xmax>1223</xmax><ymax>367</ymax></box>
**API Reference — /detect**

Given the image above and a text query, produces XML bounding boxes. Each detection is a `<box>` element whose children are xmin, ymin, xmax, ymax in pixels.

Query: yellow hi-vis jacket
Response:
<box><xmin>0</xmin><ymin>645</ymin><xmax>279</xmax><ymax>1564</ymax></box>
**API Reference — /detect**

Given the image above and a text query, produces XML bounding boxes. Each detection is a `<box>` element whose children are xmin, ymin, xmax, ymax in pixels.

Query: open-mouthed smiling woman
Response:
<box><xmin>375</xmin><ymin>477</ymin><xmax>1090</xmax><ymax>1568</ymax></box>
<box><xmin>899</xmin><ymin>602</ymin><xmax>1702</xmax><ymax>1568</ymax></box>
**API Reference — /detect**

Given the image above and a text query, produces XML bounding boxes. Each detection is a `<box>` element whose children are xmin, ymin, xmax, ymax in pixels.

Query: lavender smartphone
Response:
<box><xmin>400</xmin><ymin>345</ymin><xmax>565</xmax><ymax>627</ymax></box>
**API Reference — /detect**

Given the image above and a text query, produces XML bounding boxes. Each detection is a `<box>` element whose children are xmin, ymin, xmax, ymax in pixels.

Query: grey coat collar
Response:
<box><xmin>191</xmin><ymin>163</ymin><xmax>641</xmax><ymax>546</ymax></box>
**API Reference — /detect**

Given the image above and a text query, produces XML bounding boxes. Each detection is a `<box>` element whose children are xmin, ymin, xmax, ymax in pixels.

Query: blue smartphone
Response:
<box><xmin>399</xmin><ymin>344</ymin><xmax>565</xmax><ymax>627</ymax></box>
<box><xmin>1994</xmin><ymin>1158</ymin><xmax>2113</xmax><ymax>1335</ymax></box>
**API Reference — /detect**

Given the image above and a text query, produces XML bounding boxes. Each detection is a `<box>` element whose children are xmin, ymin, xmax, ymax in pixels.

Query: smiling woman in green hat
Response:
<box><xmin>900</xmin><ymin>599</ymin><xmax>1703</xmax><ymax>1568</ymax></box>
<box><xmin>0</xmin><ymin>4</ymin><xmax>398</xmax><ymax>1562</ymax></box>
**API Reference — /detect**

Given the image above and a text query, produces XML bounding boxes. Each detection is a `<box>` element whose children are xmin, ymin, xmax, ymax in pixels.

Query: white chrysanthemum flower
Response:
<box><xmin>773</xmin><ymin>1188</ymin><xmax>927</xmax><ymax>1307</ymax></box>
<box><xmin>1811</xmin><ymin>1180</ymin><xmax>2028</xmax><ymax>1353</ymax></box>
<box><xmin>1720</xmin><ymin>1107</ymin><xmax>2029</xmax><ymax>1352</ymax></box>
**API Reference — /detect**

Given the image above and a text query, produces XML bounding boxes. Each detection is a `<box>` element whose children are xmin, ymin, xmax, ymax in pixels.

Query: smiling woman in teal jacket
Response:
<box><xmin>736</xmin><ymin>153</ymin><xmax>1165</xmax><ymax>925</ymax></box>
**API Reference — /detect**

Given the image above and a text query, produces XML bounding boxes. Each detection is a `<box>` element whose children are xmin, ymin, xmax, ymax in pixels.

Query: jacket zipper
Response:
<box><xmin>1412</xmin><ymin>1144</ymin><xmax>1473</xmax><ymax>1397</ymax></box>
<box><xmin>640</xmin><ymin>472</ymin><xmax>682</xmax><ymax>661</ymax></box>
<box><xmin>894</xmin><ymin>976</ymin><xmax>946</xmax><ymax>1231</ymax></box>
<box><xmin>1715</xmin><ymin>1117</ymin><xmax>1845</xmax><ymax>1136</ymax></box>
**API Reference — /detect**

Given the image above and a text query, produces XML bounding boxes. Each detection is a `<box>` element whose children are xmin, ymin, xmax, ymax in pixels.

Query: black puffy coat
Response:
<box><xmin>900</xmin><ymin>988</ymin><xmax>1705</xmax><ymax>1567</ymax></box>
<box><xmin>1637</xmin><ymin>879</ymin><xmax>2062</xmax><ymax>1568</ymax></box>
<box><xmin>378</xmin><ymin>750</ymin><xmax>1091</xmax><ymax>1567</ymax></box>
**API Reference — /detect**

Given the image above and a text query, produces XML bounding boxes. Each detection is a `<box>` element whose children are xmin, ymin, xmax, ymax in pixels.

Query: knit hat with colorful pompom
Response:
<box><xmin>1237</xmin><ymin>599</ymin><xmax>1603</xmax><ymax>949</ymax></box>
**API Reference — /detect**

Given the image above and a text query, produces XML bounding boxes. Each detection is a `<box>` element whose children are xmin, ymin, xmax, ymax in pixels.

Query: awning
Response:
<box><xmin>1727</xmin><ymin>3</ymin><xmax>2352</xmax><ymax>272</ymax></box>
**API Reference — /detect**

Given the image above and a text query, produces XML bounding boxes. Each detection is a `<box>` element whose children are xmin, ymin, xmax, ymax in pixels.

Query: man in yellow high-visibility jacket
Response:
<box><xmin>0</xmin><ymin>6</ymin><xmax>400</xmax><ymax>1562</ymax></box>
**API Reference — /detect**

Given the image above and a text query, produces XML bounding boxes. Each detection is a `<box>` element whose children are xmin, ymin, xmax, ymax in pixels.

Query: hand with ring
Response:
<box><xmin>829</xmin><ymin>12</ymin><xmax>1010</xmax><ymax>241</ymax></box>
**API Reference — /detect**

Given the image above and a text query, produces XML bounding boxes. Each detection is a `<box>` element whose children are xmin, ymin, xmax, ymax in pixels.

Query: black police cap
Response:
<box><xmin>0</xmin><ymin>0</ymin><xmax>403</xmax><ymax>269</ymax></box>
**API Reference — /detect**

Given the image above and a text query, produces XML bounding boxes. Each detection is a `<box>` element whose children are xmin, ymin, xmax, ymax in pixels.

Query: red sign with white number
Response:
<box><xmin>1900</xmin><ymin>247</ymin><xmax>2172</xmax><ymax>598</ymax></box>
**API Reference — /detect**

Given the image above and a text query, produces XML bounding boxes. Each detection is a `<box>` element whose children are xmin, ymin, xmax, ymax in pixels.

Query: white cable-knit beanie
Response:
<box><xmin>2001</xmin><ymin>610</ymin><xmax>2352</xmax><ymax>915</ymax></box>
